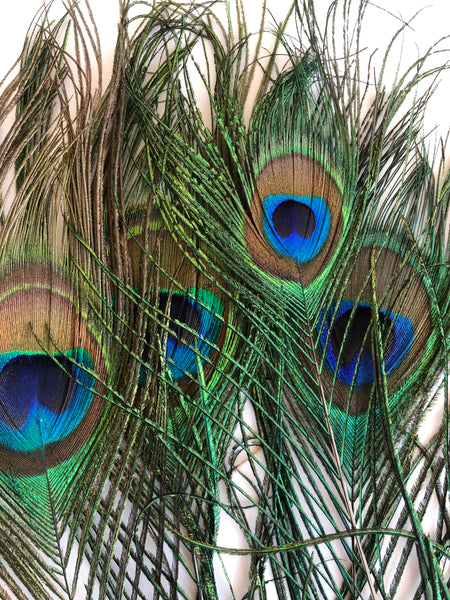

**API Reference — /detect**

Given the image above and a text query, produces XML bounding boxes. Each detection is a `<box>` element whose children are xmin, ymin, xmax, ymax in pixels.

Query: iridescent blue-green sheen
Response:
<box><xmin>318</xmin><ymin>301</ymin><xmax>415</xmax><ymax>385</ymax></box>
<box><xmin>0</xmin><ymin>350</ymin><xmax>95</xmax><ymax>452</ymax></box>
<box><xmin>262</xmin><ymin>194</ymin><xmax>331</xmax><ymax>262</ymax></box>
<box><xmin>159</xmin><ymin>288</ymin><xmax>224</xmax><ymax>380</ymax></box>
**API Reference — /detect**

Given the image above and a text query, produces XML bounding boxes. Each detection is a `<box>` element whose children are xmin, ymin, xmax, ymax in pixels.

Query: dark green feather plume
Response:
<box><xmin>0</xmin><ymin>1</ymin><xmax>448</xmax><ymax>599</ymax></box>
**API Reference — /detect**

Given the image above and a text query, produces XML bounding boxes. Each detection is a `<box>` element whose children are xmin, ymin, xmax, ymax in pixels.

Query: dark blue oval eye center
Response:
<box><xmin>262</xmin><ymin>194</ymin><xmax>331</xmax><ymax>263</ymax></box>
<box><xmin>158</xmin><ymin>292</ymin><xmax>201</xmax><ymax>345</ymax></box>
<box><xmin>140</xmin><ymin>289</ymin><xmax>224</xmax><ymax>382</ymax></box>
<box><xmin>319</xmin><ymin>301</ymin><xmax>415</xmax><ymax>387</ymax></box>
<box><xmin>272</xmin><ymin>200</ymin><xmax>316</xmax><ymax>239</ymax></box>
<box><xmin>1</xmin><ymin>355</ymin><xmax>75</xmax><ymax>429</ymax></box>
<box><xmin>331</xmin><ymin>306</ymin><xmax>393</xmax><ymax>366</ymax></box>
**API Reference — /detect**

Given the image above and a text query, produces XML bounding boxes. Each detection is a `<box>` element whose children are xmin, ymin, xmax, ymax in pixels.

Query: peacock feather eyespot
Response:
<box><xmin>262</xmin><ymin>194</ymin><xmax>331</xmax><ymax>262</ymax></box>
<box><xmin>245</xmin><ymin>154</ymin><xmax>344</xmax><ymax>285</ymax></box>
<box><xmin>316</xmin><ymin>246</ymin><xmax>432</xmax><ymax>415</ymax></box>
<box><xmin>318</xmin><ymin>301</ymin><xmax>415</xmax><ymax>386</ymax></box>
<box><xmin>0</xmin><ymin>264</ymin><xmax>107</xmax><ymax>476</ymax></box>
<box><xmin>128</xmin><ymin>212</ymin><xmax>230</xmax><ymax>392</ymax></box>
<box><xmin>156</xmin><ymin>288</ymin><xmax>226</xmax><ymax>382</ymax></box>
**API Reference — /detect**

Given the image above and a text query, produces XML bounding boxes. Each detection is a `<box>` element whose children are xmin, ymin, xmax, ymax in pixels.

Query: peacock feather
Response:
<box><xmin>0</xmin><ymin>0</ymin><xmax>448</xmax><ymax>599</ymax></box>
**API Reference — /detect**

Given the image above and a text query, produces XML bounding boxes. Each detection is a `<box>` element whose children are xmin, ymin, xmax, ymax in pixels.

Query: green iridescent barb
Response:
<box><xmin>0</xmin><ymin>1</ymin><xmax>448</xmax><ymax>599</ymax></box>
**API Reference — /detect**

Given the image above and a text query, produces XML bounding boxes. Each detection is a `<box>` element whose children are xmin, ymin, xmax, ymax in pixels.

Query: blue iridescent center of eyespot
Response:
<box><xmin>0</xmin><ymin>350</ymin><xmax>95</xmax><ymax>452</ymax></box>
<box><xmin>158</xmin><ymin>289</ymin><xmax>224</xmax><ymax>380</ymax></box>
<box><xmin>318</xmin><ymin>301</ymin><xmax>414</xmax><ymax>385</ymax></box>
<box><xmin>263</xmin><ymin>194</ymin><xmax>331</xmax><ymax>262</ymax></box>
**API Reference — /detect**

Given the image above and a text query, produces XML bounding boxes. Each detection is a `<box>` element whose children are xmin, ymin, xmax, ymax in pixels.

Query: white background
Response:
<box><xmin>0</xmin><ymin>0</ymin><xmax>449</xmax><ymax>140</ymax></box>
